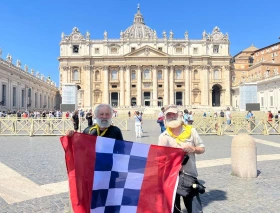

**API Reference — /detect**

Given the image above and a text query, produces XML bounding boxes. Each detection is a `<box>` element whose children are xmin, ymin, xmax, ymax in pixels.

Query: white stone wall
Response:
<box><xmin>0</xmin><ymin>58</ymin><xmax>58</xmax><ymax>112</ymax></box>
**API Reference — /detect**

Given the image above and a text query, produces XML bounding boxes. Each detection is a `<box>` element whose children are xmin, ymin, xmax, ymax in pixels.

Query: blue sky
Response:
<box><xmin>0</xmin><ymin>0</ymin><xmax>279</xmax><ymax>86</ymax></box>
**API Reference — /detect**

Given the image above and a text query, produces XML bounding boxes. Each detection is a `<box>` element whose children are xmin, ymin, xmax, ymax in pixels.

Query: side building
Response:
<box><xmin>0</xmin><ymin>51</ymin><xmax>59</xmax><ymax>112</ymax></box>
<box><xmin>58</xmin><ymin>6</ymin><xmax>231</xmax><ymax>109</ymax></box>
<box><xmin>231</xmin><ymin>42</ymin><xmax>280</xmax><ymax>112</ymax></box>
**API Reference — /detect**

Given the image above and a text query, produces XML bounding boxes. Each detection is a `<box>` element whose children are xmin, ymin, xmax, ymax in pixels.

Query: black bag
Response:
<box><xmin>176</xmin><ymin>155</ymin><xmax>205</xmax><ymax>197</ymax></box>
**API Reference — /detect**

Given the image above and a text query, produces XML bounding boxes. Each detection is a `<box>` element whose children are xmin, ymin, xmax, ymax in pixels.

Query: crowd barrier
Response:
<box><xmin>0</xmin><ymin>116</ymin><xmax>279</xmax><ymax>136</ymax></box>
<box><xmin>0</xmin><ymin>118</ymin><xmax>128</xmax><ymax>136</ymax></box>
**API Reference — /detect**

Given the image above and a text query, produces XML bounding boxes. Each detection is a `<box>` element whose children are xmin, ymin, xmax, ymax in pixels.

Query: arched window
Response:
<box><xmin>131</xmin><ymin>71</ymin><xmax>136</xmax><ymax>80</ymax></box>
<box><xmin>157</xmin><ymin>70</ymin><xmax>162</xmax><ymax>80</ymax></box>
<box><xmin>95</xmin><ymin>71</ymin><xmax>100</xmax><ymax>81</ymax></box>
<box><xmin>175</xmin><ymin>70</ymin><xmax>182</xmax><ymax>79</ymax></box>
<box><xmin>144</xmin><ymin>69</ymin><xmax>151</xmax><ymax>79</ymax></box>
<box><xmin>73</xmin><ymin>69</ymin><xmax>79</xmax><ymax>80</ymax></box>
<box><xmin>111</xmin><ymin>70</ymin><xmax>118</xmax><ymax>80</ymax></box>
<box><xmin>194</xmin><ymin>70</ymin><xmax>198</xmax><ymax>80</ymax></box>
<box><xmin>213</xmin><ymin>70</ymin><xmax>219</xmax><ymax>80</ymax></box>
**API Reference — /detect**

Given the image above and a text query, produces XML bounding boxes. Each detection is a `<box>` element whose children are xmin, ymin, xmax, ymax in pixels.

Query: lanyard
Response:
<box><xmin>90</xmin><ymin>125</ymin><xmax>108</xmax><ymax>136</ymax></box>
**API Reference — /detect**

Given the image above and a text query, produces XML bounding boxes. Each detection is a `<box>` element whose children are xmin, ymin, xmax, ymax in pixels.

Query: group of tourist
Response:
<box><xmin>66</xmin><ymin>103</ymin><xmax>205</xmax><ymax>212</ymax></box>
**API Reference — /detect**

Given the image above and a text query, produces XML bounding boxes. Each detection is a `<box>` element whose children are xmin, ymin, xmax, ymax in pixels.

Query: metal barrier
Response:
<box><xmin>0</xmin><ymin>118</ymin><xmax>128</xmax><ymax>136</ymax></box>
<box><xmin>0</xmin><ymin>117</ymin><xmax>278</xmax><ymax>136</ymax></box>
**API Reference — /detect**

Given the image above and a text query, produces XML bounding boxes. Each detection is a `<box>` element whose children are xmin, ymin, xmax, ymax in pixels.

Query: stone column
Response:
<box><xmin>125</xmin><ymin>66</ymin><xmax>131</xmax><ymax>106</ymax></box>
<box><xmin>184</xmin><ymin>65</ymin><xmax>190</xmax><ymax>106</ymax></box>
<box><xmin>119</xmin><ymin>66</ymin><xmax>125</xmax><ymax>107</ymax></box>
<box><xmin>137</xmin><ymin>66</ymin><xmax>142</xmax><ymax>106</ymax></box>
<box><xmin>209</xmin><ymin>89</ymin><xmax>213</xmax><ymax>107</ymax></box>
<box><xmin>201</xmin><ymin>65</ymin><xmax>209</xmax><ymax>106</ymax></box>
<box><xmin>163</xmin><ymin>66</ymin><xmax>169</xmax><ymax>105</ymax></box>
<box><xmin>84</xmin><ymin>65</ymin><xmax>92</xmax><ymax>108</ymax></box>
<box><xmin>152</xmin><ymin>65</ymin><xmax>158</xmax><ymax>107</ymax></box>
<box><xmin>224</xmin><ymin>65</ymin><xmax>231</xmax><ymax>106</ymax></box>
<box><xmin>103</xmin><ymin>66</ymin><xmax>109</xmax><ymax>104</ymax></box>
<box><xmin>169</xmin><ymin>66</ymin><xmax>174</xmax><ymax>104</ymax></box>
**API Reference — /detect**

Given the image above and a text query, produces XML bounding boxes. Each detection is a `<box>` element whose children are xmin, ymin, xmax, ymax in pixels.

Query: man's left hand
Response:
<box><xmin>182</xmin><ymin>144</ymin><xmax>195</xmax><ymax>153</ymax></box>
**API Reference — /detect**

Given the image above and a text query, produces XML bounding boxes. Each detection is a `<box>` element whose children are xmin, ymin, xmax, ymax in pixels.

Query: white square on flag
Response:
<box><xmin>96</xmin><ymin>137</ymin><xmax>115</xmax><ymax>153</ymax></box>
<box><xmin>105</xmin><ymin>188</ymin><xmax>124</xmax><ymax>206</ymax></box>
<box><xmin>130</xmin><ymin>142</ymin><xmax>150</xmax><ymax>157</ymax></box>
<box><xmin>112</xmin><ymin>154</ymin><xmax>130</xmax><ymax>172</ymax></box>
<box><xmin>93</xmin><ymin>171</ymin><xmax>111</xmax><ymax>190</ymax></box>
<box><xmin>124</xmin><ymin>173</ymin><xmax>144</xmax><ymax>190</ymax></box>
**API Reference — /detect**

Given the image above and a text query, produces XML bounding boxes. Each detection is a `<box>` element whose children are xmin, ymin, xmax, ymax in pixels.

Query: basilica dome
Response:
<box><xmin>123</xmin><ymin>6</ymin><xmax>155</xmax><ymax>40</ymax></box>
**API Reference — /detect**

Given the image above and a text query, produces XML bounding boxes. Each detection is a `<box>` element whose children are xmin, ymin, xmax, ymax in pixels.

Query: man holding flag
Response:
<box><xmin>158</xmin><ymin>105</ymin><xmax>205</xmax><ymax>213</ymax></box>
<box><xmin>62</xmin><ymin>104</ymin><xmax>184</xmax><ymax>213</ymax></box>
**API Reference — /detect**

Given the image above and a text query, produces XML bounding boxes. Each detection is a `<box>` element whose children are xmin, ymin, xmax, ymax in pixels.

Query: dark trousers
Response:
<box><xmin>173</xmin><ymin>193</ymin><xmax>193</xmax><ymax>213</ymax></box>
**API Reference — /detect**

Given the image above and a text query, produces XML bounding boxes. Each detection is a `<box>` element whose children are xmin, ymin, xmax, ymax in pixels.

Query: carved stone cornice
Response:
<box><xmin>224</xmin><ymin>65</ymin><xmax>230</xmax><ymax>70</ymax></box>
<box><xmin>61</xmin><ymin>65</ymin><xmax>70</xmax><ymax>71</ymax></box>
<box><xmin>202</xmin><ymin>65</ymin><xmax>211</xmax><ymax>70</ymax></box>
<box><xmin>83</xmin><ymin>65</ymin><xmax>91</xmax><ymax>70</ymax></box>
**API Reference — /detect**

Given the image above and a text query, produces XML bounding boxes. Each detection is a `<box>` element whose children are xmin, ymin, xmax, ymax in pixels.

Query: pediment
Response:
<box><xmin>124</xmin><ymin>45</ymin><xmax>169</xmax><ymax>57</ymax></box>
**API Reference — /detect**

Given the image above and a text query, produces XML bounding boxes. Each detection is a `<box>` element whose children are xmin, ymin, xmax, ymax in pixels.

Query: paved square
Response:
<box><xmin>0</xmin><ymin>119</ymin><xmax>279</xmax><ymax>212</ymax></box>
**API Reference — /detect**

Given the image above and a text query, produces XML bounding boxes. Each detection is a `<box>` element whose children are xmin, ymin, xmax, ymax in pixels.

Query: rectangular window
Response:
<box><xmin>158</xmin><ymin>84</ymin><xmax>163</xmax><ymax>88</ymax></box>
<box><xmin>13</xmin><ymin>87</ymin><xmax>16</xmax><ymax>107</ymax></box>
<box><xmin>176</xmin><ymin>47</ymin><xmax>182</xmax><ymax>53</ymax></box>
<box><xmin>95</xmin><ymin>48</ymin><xmax>100</xmax><ymax>54</ymax></box>
<box><xmin>158</xmin><ymin>47</ymin><xmax>162</xmax><ymax>51</ymax></box>
<box><xmin>111</xmin><ymin>47</ymin><xmax>117</xmax><ymax>53</ymax></box>
<box><xmin>270</xmin><ymin>96</ymin><xmax>273</xmax><ymax>106</ymax></box>
<box><xmin>176</xmin><ymin>85</ymin><xmax>182</xmax><ymax>88</ymax></box>
<box><xmin>2</xmin><ymin>84</ymin><xmax>6</xmax><ymax>106</ymax></box>
<box><xmin>111</xmin><ymin>85</ymin><xmax>117</xmax><ymax>88</ymax></box>
<box><xmin>157</xmin><ymin>71</ymin><xmax>162</xmax><ymax>80</ymax></box>
<box><xmin>73</xmin><ymin>45</ymin><xmax>79</xmax><ymax>53</ymax></box>
<box><xmin>131</xmin><ymin>85</ymin><xmax>136</xmax><ymax>88</ymax></box>
<box><xmin>213</xmin><ymin>45</ymin><xmax>219</xmax><ymax>53</ymax></box>
<box><xmin>131</xmin><ymin>47</ymin><xmax>136</xmax><ymax>52</ymax></box>
<box><xmin>193</xmin><ymin>48</ymin><xmax>198</xmax><ymax>54</ymax></box>
<box><xmin>21</xmin><ymin>89</ymin><xmax>25</xmax><ymax>107</ymax></box>
<box><xmin>261</xmin><ymin>97</ymin><xmax>264</xmax><ymax>106</ymax></box>
<box><xmin>131</xmin><ymin>71</ymin><xmax>136</xmax><ymax>80</ymax></box>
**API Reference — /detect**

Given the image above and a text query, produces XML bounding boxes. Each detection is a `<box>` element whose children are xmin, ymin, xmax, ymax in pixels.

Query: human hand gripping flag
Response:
<box><xmin>60</xmin><ymin>133</ymin><xmax>184</xmax><ymax>213</ymax></box>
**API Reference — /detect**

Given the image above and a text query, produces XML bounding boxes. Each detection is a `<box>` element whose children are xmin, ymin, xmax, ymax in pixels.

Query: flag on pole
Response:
<box><xmin>61</xmin><ymin>133</ymin><xmax>184</xmax><ymax>213</ymax></box>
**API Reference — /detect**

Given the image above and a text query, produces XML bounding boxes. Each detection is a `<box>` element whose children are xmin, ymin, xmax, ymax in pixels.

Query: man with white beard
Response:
<box><xmin>66</xmin><ymin>104</ymin><xmax>123</xmax><ymax>140</ymax></box>
<box><xmin>158</xmin><ymin>105</ymin><xmax>205</xmax><ymax>213</ymax></box>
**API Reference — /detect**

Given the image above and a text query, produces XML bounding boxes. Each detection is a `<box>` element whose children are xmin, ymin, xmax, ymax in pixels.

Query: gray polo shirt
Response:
<box><xmin>158</xmin><ymin>127</ymin><xmax>205</xmax><ymax>178</ymax></box>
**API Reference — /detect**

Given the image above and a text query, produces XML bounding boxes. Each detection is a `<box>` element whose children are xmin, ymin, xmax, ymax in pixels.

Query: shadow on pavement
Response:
<box><xmin>200</xmin><ymin>189</ymin><xmax>227</xmax><ymax>207</ymax></box>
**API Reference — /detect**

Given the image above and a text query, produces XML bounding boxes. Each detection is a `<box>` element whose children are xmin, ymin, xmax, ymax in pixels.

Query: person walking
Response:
<box><xmin>134</xmin><ymin>111</ymin><xmax>142</xmax><ymax>138</ymax></box>
<box><xmin>225</xmin><ymin>107</ymin><xmax>232</xmax><ymax>125</ymax></box>
<box><xmin>158</xmin><ymin>105</ymin><xmax>205</xmax><ymax>213</ymax></box>
<box><xmin>157</xmin><ymin>107</ymin><xmax>166</xmax><ymax>133</ymax></box>
<box><xmin>71</xmin><ymin>110</ymin><xmax>79</xmax><ymax>132</ymax></box>
<box><xmin>86</xmin><ymin>109</ymin><xmax>93</xmax><ymax>127</ymax></box>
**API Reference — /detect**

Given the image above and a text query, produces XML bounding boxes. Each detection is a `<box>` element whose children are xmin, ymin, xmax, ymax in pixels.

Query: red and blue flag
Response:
<box><xmin>61</xmin><ymin>133</ymin><xmax>184</xmax><ymax>213</ymax></box>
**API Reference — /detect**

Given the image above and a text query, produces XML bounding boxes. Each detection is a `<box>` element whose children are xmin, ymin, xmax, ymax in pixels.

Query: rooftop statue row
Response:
<box><xmin>0</xmin><ymin>49</ymin><xmax>56</xmax><ymax>87</ymax></box>
<box><xmin>61</xmin><ymin>26</ymin><xmax>229</xmax><ymax>42</ymax></box>
<box><xmin>60</xmin><ymin>5</ymin><xmax>229</xmax><ymax>42</ymax></box>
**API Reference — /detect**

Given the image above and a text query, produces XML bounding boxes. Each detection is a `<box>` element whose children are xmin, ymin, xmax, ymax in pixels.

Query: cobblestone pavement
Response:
<box><xmin>0</xmin><ymin>119</ymin><xmax>279</xmax><ymax>212</ymax></box>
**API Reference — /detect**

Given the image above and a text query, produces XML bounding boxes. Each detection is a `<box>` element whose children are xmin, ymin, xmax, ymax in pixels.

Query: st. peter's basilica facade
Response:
<box><xmin>59</xmin><ymin>6</ymin><xmax>231</xmax><ymax>108</ymax></box>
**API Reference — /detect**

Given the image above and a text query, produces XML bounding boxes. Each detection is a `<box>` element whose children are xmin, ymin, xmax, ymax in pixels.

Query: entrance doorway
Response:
<box><xmin>111</xmin><ymin>92</ymin><xmax>118</xmax><ymax>107</ymax></box>
<box><xmin>175</xmin><ymin>92</ymin><xmax>183</xmax><ymax>105</ymax></box>
<box><xmin>131</xmin><ymin>97</ymin><xmax>136</xmax><ymax>106</ymax></box>
<box><xmin>212</xmin><ymin>84</ymin><xmax>221</xmax><ymax>106</ymax></box>
<box><xmin>144</xmin><ymin>92</ymin><xmax>151</xmax><ymax>106</ymax></box>
<box><xmin>158</xmin><ymin>97</ymin><xmax>163</xmax><ymax>107</ymax></box>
